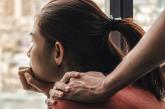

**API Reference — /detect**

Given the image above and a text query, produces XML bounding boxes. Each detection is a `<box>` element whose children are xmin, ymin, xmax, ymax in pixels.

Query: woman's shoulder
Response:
<box><xmin>49</xmin><ymin>86</ymin><xmax>164</xmax><ymax>109</ymax></box>
<box><xmin>106</xmin><ymin>86</ymin><xmax>165</xmax><ymax>109</ymax></box>
<box><xmin>50</xmin><ymin>99</ymin><xmax>106</xmax><ymax>109</ymax></box>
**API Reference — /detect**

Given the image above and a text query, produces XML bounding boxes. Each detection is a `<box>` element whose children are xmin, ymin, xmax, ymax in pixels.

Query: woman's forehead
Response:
<box><xmin>32</xmin><ymin>17</ymin><xmax>42</xmax><ymax>36</ymax></box>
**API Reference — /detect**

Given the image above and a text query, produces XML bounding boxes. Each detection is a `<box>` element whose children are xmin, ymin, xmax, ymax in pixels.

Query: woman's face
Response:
<box><xmin>27</xmin><ymin>21</ymin><xmax>62</xmax><ymax>83</ymax></box>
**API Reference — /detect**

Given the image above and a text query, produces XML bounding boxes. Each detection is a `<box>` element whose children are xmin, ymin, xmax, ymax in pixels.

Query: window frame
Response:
<box><xmin>109</xmin><ymin>0</ymin><xmax>133</xmax><ymax>48</ymax></box>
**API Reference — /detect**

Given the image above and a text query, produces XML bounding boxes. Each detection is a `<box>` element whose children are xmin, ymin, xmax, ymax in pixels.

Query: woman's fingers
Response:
<box><xmin>18</xmin><ymin>67</ymin><xmax>43</xmax><ymax>92</ymax></box>
<box><xmin>18</xmin><ymin>68</ymin><xmax>31</xmax><ymax>90</ymax></box>
<box><xmin>19</xmin><ymin>67</ymin><xmax>29</xmax><ymax>70</ymax></box>
<box><xmin>49</xmin><ymin>72</ymin><xmax>83</xmax><ymax>99</ymax></box>
<box><xmin>18</xmin><ymin>67</ymin><xmax>55</xmax><ymax>96</ymax></box>
<box><xmin>54</xmin><ymin>81</ymin><xmax>70</xmax><ymax>92</ymax></box>
<box><xmin>18</xmin><ymin>67</ymin><xmax>34</xmax><ymax>76</ymax></box>
<box><xmin>60</xmin><ymin>71</ymin><xmax>81</xmax><ymax>83</ymax></box>
<box><xmin>18</xmin><ymin>73</ymin><xmax>38</xmax><ymax>92</ymax></box>
<box><xmin>49</xmin><ymin>89</ymin><xmax>64</xmax><ymax>98</ymax></box>
<box><xmin>45</xmin><ymin>98</ymin><xmax>57</xmax><ymax>106</ymax></box>
<box><xmin>48</xmin><ymin>71</ymin><xmax>106</xmax><ymax>103</ymax></box>
<box><xmin>45</xmin><ymin>98</ymin><xmax>54</xmax><ymax>106</ymax></box>
<box><xmin>24</xmin><ymin>72</ymin><xmax>43</xmax><ymax>92</ymax></box>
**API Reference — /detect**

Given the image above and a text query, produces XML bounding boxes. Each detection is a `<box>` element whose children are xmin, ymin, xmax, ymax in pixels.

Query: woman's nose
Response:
<box><xmin>27</xmin><ymin>47</ymin><xmax>32</xmax><ymax>58</ymax></box>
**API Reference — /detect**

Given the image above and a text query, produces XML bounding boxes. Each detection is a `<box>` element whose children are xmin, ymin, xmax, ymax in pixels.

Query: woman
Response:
<box><xmin>49</xmin><ymin>8</ymin><xmax>165</xmax><ymax>103</ymax></box>
<box><xmin>18</xmin><ymin>0</ymin><xmax>165</xmax><ymax>108</ymax></box>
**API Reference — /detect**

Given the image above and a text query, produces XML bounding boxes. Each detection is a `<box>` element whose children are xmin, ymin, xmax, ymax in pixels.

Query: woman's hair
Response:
<box><xmin>37</xmin><ymin>0</ymin><xmax>165</xmax><ymax>100</ymax></box>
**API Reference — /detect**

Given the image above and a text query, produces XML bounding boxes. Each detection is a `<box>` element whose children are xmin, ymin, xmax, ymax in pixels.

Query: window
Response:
<box><xmin>0</xmin><ymin>0</ymin><xmax>164</xmax><ymax>109</ymax></box>
<box><xmin>134</xmin><ymin>0</ymin><xmax>165</xmax><ymax>30</ymax></box>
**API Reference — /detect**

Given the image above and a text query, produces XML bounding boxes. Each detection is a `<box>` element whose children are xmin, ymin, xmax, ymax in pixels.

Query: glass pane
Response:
<box><xmin>93</xmin><ymin>0</ymin><xmax>106</xmax><ymax>12</ymax></box>
<box><xmin>0</xmin><ymin>0</ymin><xmax>46</xmax><ymax>109</ymax></box>
<box><xmin>134</xmin><ymin>0</ymin><xmax>165</xmax><ymax>31</ymax></box>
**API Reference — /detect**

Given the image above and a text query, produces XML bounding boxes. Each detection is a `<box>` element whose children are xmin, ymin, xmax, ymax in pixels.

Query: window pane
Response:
<box><xmin>93</xmin><ymin>0</ymin><xmax>106</xmax><ymax>12</ymax></box>
<box><xmin>0</xmin><ymin>0</ymin><xmax>46</xmax><ymax>109</ymax></box>
<box><xmin>134</xmin><ymin>0</ymin><xmax>165</xmax><ymax>30</ymax></box>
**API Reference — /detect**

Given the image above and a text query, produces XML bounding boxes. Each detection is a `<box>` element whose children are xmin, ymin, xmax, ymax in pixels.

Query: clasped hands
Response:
<box><xmin>18</xmin><ymin>67</ymin><xmax>107</xmax><ymax>105</ymax></box>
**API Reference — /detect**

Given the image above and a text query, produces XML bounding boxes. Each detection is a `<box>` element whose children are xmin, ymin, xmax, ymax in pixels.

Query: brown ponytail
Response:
<box><xmin>109</xmin><ymin>18</ymin><xmax>144</xmax><ymax>50</ymax></box>
<box><xmin>108</xmin><ymin>18</ymin><xmax>165</xmax><ymax>100</ymax></box>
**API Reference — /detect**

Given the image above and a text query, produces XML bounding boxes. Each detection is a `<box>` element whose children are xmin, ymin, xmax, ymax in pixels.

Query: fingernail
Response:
<box><xmin>58</xmin><ymin>92</ymin><xmax>64</xmax><ymax>97</ymax></box>
<box><xmin>74</xmin><ymin>73</ymin><xmax>79</xmax><ymax>76</ymax></box>
<box><xmin>24</xmin><ymin>72</ymin><xmax>30</xmax><ymax>79</ymax></box>
<box><xmin>65</xmin><ymin>86</ymin><xmax>70</xmax><ymax>91</ymax></box>
<box><xmin>45</xmin><ymin>99</ymin><xmax>54</xmax><ymax>106</ymax></box>
<box><xmin>74</xmin><ymin>73</ymin><xmax>80</xmax><ymax>77</ymax></box>
<box><xmin>53</xmin><ymin>100</ymin><xmax>57</xmax><ymax>105</ymax></box>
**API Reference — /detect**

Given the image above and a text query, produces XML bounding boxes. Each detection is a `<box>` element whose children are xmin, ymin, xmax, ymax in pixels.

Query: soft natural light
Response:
<box><xmin>0</xmin><ymin>0</ymin><xmax>164</xmax><ymax>109</ymax></box>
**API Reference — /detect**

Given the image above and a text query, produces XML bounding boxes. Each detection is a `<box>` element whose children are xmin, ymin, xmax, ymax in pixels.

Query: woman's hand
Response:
<box><xmin>48</xmin><ymin>71</ymin><xmax>108</xmax><ymax>104</ymax></box>
<box><xmin>18</xmin><ymin>67</ymin><xmax>54</xmax><ymax>96</ymax></box>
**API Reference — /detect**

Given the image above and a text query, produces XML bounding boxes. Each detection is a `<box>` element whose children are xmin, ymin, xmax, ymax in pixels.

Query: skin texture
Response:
<box><xmin>18</xmin><ymin>0</ymin><xmax>165</xmax><ymax>104</ymax></box>
<box><xmin>18</xmin><ymin>17</ymin><xmax>106</xmax><ymax>99</ymax></box>
<box><xmin>48</xmin><ymin>10</ymin><xmax>165</xmax><ymax>103</ymax></box>
<box><xmin>18</xmin><ymin>19</ymin><xmax>65</xmax><ymax>96</ymax></box>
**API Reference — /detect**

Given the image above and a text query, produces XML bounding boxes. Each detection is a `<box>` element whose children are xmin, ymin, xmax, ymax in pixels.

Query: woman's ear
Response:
<box><xmin>54</xmin><ymin>41</ymin><xmax>64</xmax><ymax>66</ymax></box>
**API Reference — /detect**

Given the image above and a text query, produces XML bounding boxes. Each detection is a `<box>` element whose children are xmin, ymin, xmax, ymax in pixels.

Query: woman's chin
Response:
<box><xmin>30</xmin><ymin>66</ymin><xmax>49</xmax><ymax>83</ymax></box>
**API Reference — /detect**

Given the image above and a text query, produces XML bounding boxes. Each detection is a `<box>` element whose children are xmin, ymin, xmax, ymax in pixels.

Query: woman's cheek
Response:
<box><xmin>30</xmin><ymin>46</ymin><xmax>45</xmax><ymax>80</ymax></box>
<box><xmin>29</xmin><ymin>44</ymin><xmax>56</xmax><ymax>82</ymax></box>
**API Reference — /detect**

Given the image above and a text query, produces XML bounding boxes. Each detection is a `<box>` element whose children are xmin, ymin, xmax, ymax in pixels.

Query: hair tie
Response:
<box><xmin>109</xmin><ymin>15</ymin><xmax>122</xmax><ymax>21</ymax></box>
<box><xmin>108</xmin><ymin>15</ymin><xmax>122</xmax><ymax>30</ymax></box>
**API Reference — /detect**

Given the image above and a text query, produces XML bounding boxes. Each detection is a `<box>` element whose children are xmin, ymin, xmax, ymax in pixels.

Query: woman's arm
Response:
<box><xmin>102</xmin><ymin>9</ymin><xmax>165</xmax><ymax>96</ymax></box>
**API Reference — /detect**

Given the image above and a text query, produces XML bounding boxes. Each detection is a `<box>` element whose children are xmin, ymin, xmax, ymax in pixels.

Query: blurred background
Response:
<box><xmin>0</xmin><ymin>0</ymin><xmax>164</xmax><ymax>109</ymax></box>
